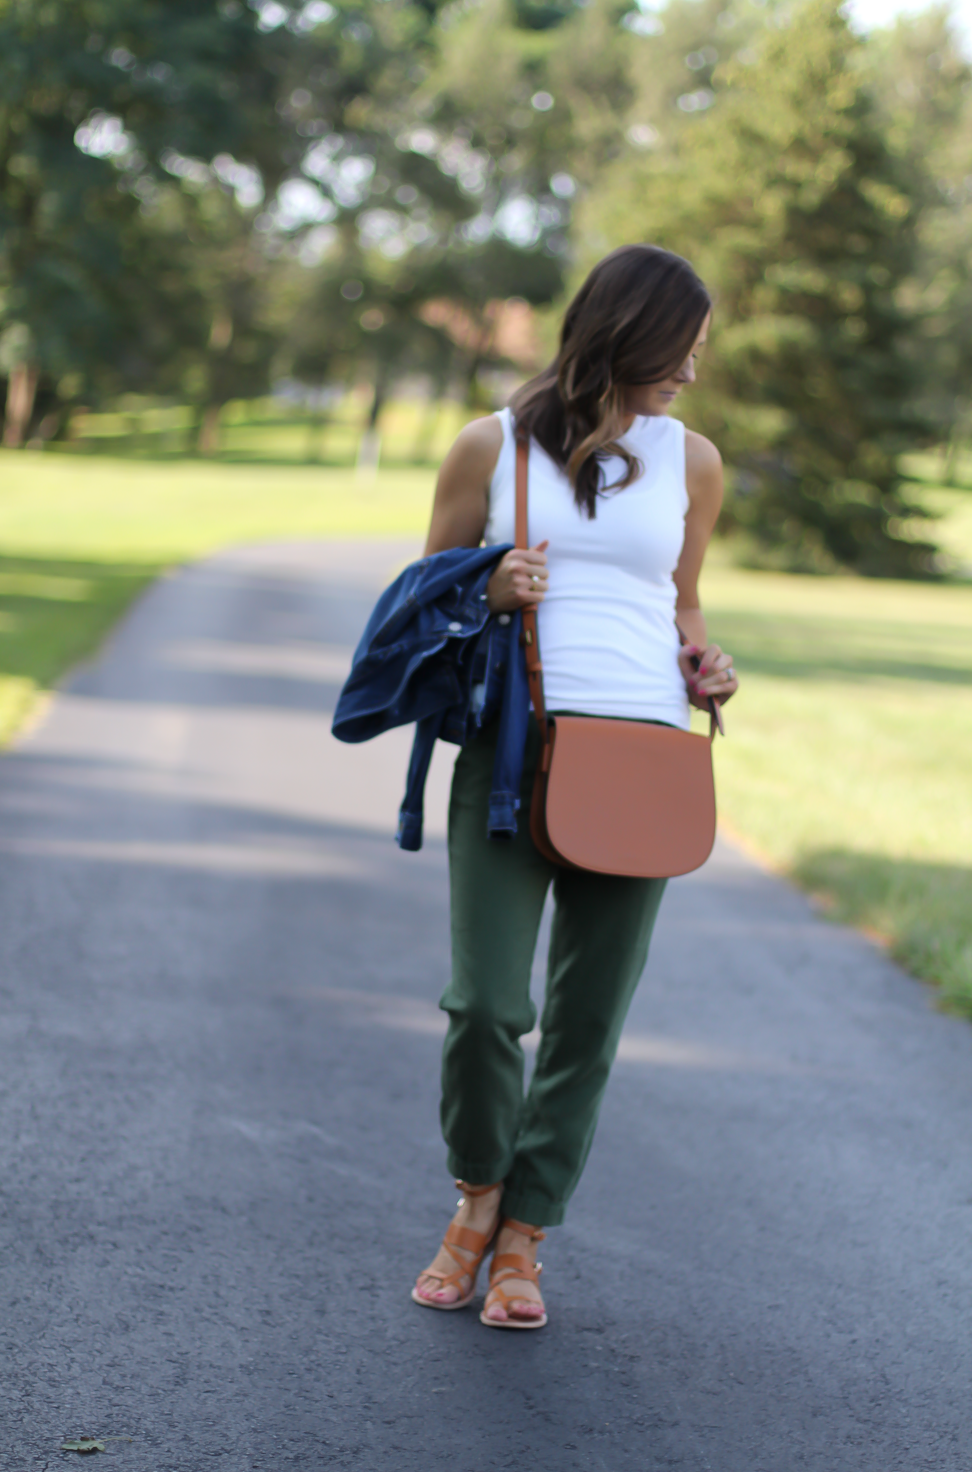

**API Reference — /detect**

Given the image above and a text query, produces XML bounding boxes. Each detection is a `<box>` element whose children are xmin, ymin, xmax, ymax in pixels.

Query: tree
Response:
<box><xmin>867</xmin><ymin>7</ymin><xmax>972</xmax><ymax>479</ymax></box>
<box><xmin>0</xmin><ymin>0</ymin><xmax>289</xmax><ymax>442</ymax></box>
<box><xmin>137</xmin><ymin>173</ymin><xmax>279</xmax><ymax>453</ymax></box>
<box><xmin>269</xmin><ymin>0</ymin><xmax>630</xmax><ymax>415</ymax></box>
<box><xmin>584</xmin><ymin>0</ymin><xmax>944</xmax><ymax>576</ymax></box>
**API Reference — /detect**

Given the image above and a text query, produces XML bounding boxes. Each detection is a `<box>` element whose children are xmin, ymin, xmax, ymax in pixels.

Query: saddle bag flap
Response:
<box><xmin>542</xmin><ymin>716</ymin><xmax>716</xmax><ymax>878</ymax></box>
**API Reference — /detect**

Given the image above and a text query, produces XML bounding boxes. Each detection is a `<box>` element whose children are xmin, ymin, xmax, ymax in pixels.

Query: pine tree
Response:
<box><xmin>869</xmin><ymin>8</ymin><xmax>972</xmax><ymax>478</ymax></box>
<box><xmin>587</xmin><ymin>0</ymin><xmax>942</xmax><ymax>576</ymax></box>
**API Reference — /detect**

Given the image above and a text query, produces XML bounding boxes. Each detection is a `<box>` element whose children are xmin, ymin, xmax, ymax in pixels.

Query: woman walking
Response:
<box><xmin>412</xmin><ymin>244</ymin><xmax>738</xmax><ymax>1329</ymax></box>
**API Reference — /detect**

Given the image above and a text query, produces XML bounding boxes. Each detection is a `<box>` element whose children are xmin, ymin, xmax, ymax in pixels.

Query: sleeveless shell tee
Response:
<box><xmin>485</xmin><ymin>407</ymin><xmax>691</xmax><ymax>730</ymax></box>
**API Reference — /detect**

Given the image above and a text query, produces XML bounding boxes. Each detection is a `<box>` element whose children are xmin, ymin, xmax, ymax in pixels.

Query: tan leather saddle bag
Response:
<box><xmin>515</xmin><ymin>432</ymin><xmax>721</xmax><ymax>879</ymax></box>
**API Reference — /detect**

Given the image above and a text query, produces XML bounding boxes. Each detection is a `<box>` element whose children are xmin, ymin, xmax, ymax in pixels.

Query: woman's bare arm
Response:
<box><xmin>423</xmin><ymin>415</ymin><xmax>549</xmax><ymax>612</ymax></box>
<box><xmin>423</xmin><ymin>416</ymin><xmax>503</xmax><ymax>554</ymax></box>
<box><xmin>674</xmin><ymin>429</ymin><xmax>737</xmax><ymax>705</ymax></box>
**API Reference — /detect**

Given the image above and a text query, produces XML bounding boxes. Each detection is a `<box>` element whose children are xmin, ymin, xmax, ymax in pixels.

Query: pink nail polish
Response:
<box><xmin>699</xmin><ymin>666</ymin><xmax>708</xmax><ymax>676</ymax></box>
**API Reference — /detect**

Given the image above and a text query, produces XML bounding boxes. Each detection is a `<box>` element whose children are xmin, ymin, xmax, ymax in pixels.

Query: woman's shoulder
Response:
<box><xmin>441</xmin><ymin>412</ymin><xmax>505</xmax><ymax>480</ymax></box>
<box><xmin>684</xmin><ymin>427</ymin><xmax>722</xmax><ymax>473</ymax></box>
<box><xmin>426</xmin><ymin>413</ymin><xmax>508</xmax><ymax>552</ymax></box>
<box><xmin>683</xmin><ymin>428</ymin><xmax>723</xmax><ymax>511</ymax></box>
<box><xmin>453</xmin><ymin>411</ymin><xmax>505</xmax><ymax>457</ymax></box>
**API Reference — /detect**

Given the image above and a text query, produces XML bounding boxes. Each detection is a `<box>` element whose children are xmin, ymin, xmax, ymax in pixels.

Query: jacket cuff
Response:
<box><xmin>487</xmin><ymin>791</ymin><xmax>520</xmax><ymax>839</ymax></box>
<box><xmin>396</xmin><ymin>809</ymin><xmax>424</xmax><ymax>851</ymax></box>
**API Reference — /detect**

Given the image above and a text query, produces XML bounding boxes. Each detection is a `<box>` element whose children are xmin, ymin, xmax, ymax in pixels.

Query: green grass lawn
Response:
<box><xmin>697</xmin><ymin>561</ymin><xmax>972</xmax><ymax>1015</ymax></box>
<box><xmin>2</xmin><ymin>445</ymin><xmax>971</xmax><ymax>1017</ymax></box>
<box><xmin>0</xmin><ymin>450</ymin><xmax>439</xmax><ymax>746</ymax></box>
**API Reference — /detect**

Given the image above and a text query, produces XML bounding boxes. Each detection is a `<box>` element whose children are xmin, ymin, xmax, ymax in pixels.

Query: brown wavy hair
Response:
<box><xmin>510</xmin><ymin>244</ymin><xmax>711</xmax><ymax>518</ymax></box>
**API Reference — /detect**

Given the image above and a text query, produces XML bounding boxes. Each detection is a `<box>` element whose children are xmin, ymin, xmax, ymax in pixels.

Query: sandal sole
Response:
<box><xmin>479</xmin><ymin>1310</ymin><xmax>548</xmax><ymax>1330</ymax></box>
<box><xmin>411</xmin><ymin>1287</ymin><xmax>475</xmax><ymax>1312</ymax></box>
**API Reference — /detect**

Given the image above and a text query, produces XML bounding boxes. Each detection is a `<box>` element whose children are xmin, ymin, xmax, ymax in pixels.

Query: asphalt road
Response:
<box><xmin>1</xmin><ymin>540</ymin><xmax>971</xmax><ymax>1472</ymax></box>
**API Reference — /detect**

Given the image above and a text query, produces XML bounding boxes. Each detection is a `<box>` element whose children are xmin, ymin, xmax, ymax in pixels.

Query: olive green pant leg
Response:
<box><xmin>502</xmin><ymin>866</ymin><xmax>667</xmax><ymax>1226</ymax></box>
<box><xmin>440</xmin><ymin>723</ymin><xmax>555</xmax><ymax>1185</ymax></box>
<box><xmin>440</xmin><ymin>718</ymin><xmax>668</xmax><ymax>1223</ymax></box>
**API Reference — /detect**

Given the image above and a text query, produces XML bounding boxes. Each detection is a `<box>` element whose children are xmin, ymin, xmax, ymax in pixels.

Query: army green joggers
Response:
<box><xmin>440</xmin><ymin>717</ymin><xmax>667</xmax><ymax>1226</ymax></box>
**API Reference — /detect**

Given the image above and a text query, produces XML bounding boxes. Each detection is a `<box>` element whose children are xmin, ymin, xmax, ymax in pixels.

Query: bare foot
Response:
<box><xmin>482</xmin><ymin>1221</ymin><xmax>545</xmax><ymax>1323</ymax></box>
<box><xmin>414</xmin><ymin>1182</ymin><xmax>503</xmax><ymax>1306</ymax></box>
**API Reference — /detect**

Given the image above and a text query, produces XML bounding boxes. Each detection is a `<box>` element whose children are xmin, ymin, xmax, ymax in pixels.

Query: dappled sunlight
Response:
<box><xmin>160</xmin><ymin>639</ymin><xmax>354</xmax><ymax>683</ymax></box>
<box><xmin>0</xmin><ymin>569</ymin><xmax>97</xmax><ymax>601</ymax></box>
<box><xmin>795</xmin><ymin>848</ymin><xmax>972</xmax><ymax>1019</ymax></box>
<box><xmin>702</xmin><ymin>608</ymin><xmax>972</xmax><ymax>686</ymax></box>
<box><xmin>0</xmin><ymin>451</ymin><xmax>437</xmax><ymax>559</ymax></box>
<box><xmin>286</xmin><ymin>983</ymin><xmax>816</xmax><ymax>1076</ymax></box>
<box><xmin>0</xmin><ymin>552</ymin><xmax>160</xmax><ymax>745</ymax></box>
<box><xmin>16</xmin><ymin>691</ymin><xmax>456</xmax><ymax>840</ymax></box>
<box><xmin>0</xmin><ymin>833</ymin><xmax>367</xmax><ymax>878</ymax></box>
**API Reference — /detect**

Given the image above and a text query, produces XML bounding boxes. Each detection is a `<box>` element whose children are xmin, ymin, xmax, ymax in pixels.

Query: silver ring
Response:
<box><xmin>530</xmin><ymin>574</ymin><xmax>540</xmax><ymax>585</ymax></box>
<box><xmin>727</xmin><ymin>667</ymin><xmax>735</xmax><ymax>679</ymax></box>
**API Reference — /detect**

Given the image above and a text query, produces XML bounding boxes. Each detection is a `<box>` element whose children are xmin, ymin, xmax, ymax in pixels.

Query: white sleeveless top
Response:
<box><xmin>486</xmin><ymin>407</ymin><xmax>690</xmax><ymax>728</ymax></box>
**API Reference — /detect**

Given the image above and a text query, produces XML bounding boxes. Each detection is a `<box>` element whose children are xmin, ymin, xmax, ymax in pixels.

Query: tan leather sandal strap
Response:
<box><xmin>434</xmin><ymin>1240</ymin><xmax>477</xmax><ymax>1282</ymax></box>
<box><xmin>420</xmin><ymin>1262</ymin><xmax>470</xmax><ymax>1291</ymax></box>
<box><xmin>489</xmin><ymin>1253</ymin><xmax>541</xmax><ymax>1283</ymax></box>
<box><xmin>485</xmin><ymin>1282</ymin><xmax>515</xmax><ymax>1307</ymax></box>
<box><xmin>444</xmin><ymin>1221</ymin><xmax>493</xmax><ymax>1255</ymax></box>
<box><xmin>484</xmin><ymin>1281</ymin><xmax>546</xmax><ymax>1314</ymax></box>
<box><xmin>433</xmin><ymin>1219</ymin><xmax>497</xmax><ymax>1284</ymax></box>
<box><xmin>501</xmin><ymin>1217</ymin><xmax>546</xmax><ymax>1241</ymax></box>
<box><xmin>457</xmin><ymin>1180</ymin><xmax>502</xmax><ymax>1197</ymax></box>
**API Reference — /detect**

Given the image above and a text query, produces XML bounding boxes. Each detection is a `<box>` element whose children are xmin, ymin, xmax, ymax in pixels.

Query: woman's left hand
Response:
<box><xmin>677</xmin><ymin>642</ymin><xmax>739</xmax><ymax>710</ymax></box>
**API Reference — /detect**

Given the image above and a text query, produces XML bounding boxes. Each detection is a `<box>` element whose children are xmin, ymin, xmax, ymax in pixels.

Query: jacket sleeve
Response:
<box><xmin>487</xmin><ymin>611</ymin><xmax>530</xmax><ymax>839</ymax></box>
<box><xmin>396</xmin><ymin>711</ymin><xmax>445</xmax><ymax>852</ymax></box>
<box><xmin>332</xmin><ymin>545</ymin><xmax>510</xmax><ymax>744</ymax></box>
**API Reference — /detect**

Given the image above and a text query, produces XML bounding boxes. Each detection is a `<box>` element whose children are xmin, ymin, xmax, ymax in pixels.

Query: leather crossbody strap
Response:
<box><xmin>514</xmin><ymin>426</ymin><xmax>720</xmax><ymax>743</ymax></box>
<box><xmin>515</xmin><ymin>431</ymin><xmax>548</xmax><ymax>743</ymax></box>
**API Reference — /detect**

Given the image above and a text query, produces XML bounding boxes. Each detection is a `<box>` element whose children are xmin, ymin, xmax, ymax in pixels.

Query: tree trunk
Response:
<box><xmin>3</xmin><ymin>362</ymin><xmax>40</xmax><ymax>448</ymax></box>
<box><xmin>356</xmin><ymin>367</ymin><xmax>388</xmax><ymax>478</ymax></box>
<box><xmin>356</xmin><ymin>426</ymin><xmax>382</xmax><ymax>477</ymax></box>
<box><xmin>462</xmin><ymin>309</ymin><xmax>499</xmax><ymax>410</ymax></box>
<box><xmin>305</xmin><ymin>413</ymin><xmax>329</xmax><ymax>463</ymax></box>
<box><xmin>198</xmin><ymin>402</ymin><xmax>223</xmax><ymax>457</ymax></box>
<box><xmin>367</xmin><ymin>370</ymin><xmax>387</xmax><ymax>431</ymax></box>
<box><xmin>410</xmin><ymin>397</ymin><xmax>441</xmax><ymax>465</ymax></box>
<box><xmin>943</xmin><ymin>401</ymin><xmax>970</xmax><ymax>486</ymax></box>
<box><xmin>411</xmin><ymin>354</ymin><xmax>453</xmax><ymax>464</ymax></box>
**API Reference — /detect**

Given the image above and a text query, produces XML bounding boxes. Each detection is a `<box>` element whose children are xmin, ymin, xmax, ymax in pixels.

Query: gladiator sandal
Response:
<box><xmin>411</xmin><ymin>1182</ymin><xmax>502</xmax><ymax>1312</ymax></box>
<box><xmin>479</xmin><ymin>1218</ymin><xmax>548</xmax><ymax>1330</ymax></box>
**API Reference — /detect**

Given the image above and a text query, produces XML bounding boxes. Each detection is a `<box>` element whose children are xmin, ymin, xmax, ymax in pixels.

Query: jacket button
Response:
<box><xmin>498</xmin><ymin>614</ymin><xmax>510</xmax><ymax>625</ymax></box>
<box><xmin>448</xmin><ymin>621</ymin><xmax>462</xmax><ymax>632</ymax></box>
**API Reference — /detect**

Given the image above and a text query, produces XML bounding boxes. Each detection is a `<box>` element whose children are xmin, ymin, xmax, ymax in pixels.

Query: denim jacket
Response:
<box><xmin>331</xmin><ymin>545</ymin><xmax>530</xmax><ymax>851</ymax></box>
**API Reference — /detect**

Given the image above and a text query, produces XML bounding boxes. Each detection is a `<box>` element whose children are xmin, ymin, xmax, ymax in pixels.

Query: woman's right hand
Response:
<box><xmin>486</xmin><ymin>541</ymin><xmax>549</xmax><ymax>613</ymax></box>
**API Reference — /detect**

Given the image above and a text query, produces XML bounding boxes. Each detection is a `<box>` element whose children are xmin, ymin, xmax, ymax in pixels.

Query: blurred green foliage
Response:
<box><xmin>0</xmin><ymin>0</ymin><xmax>290</xmax><ymax>431</ymax></box>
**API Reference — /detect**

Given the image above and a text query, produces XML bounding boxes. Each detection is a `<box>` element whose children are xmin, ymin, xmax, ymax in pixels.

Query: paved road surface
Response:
<box><xmin>1</xmin><ymin>541</ymin><xmax>971</xmax><ymax>1472</ymax></box>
